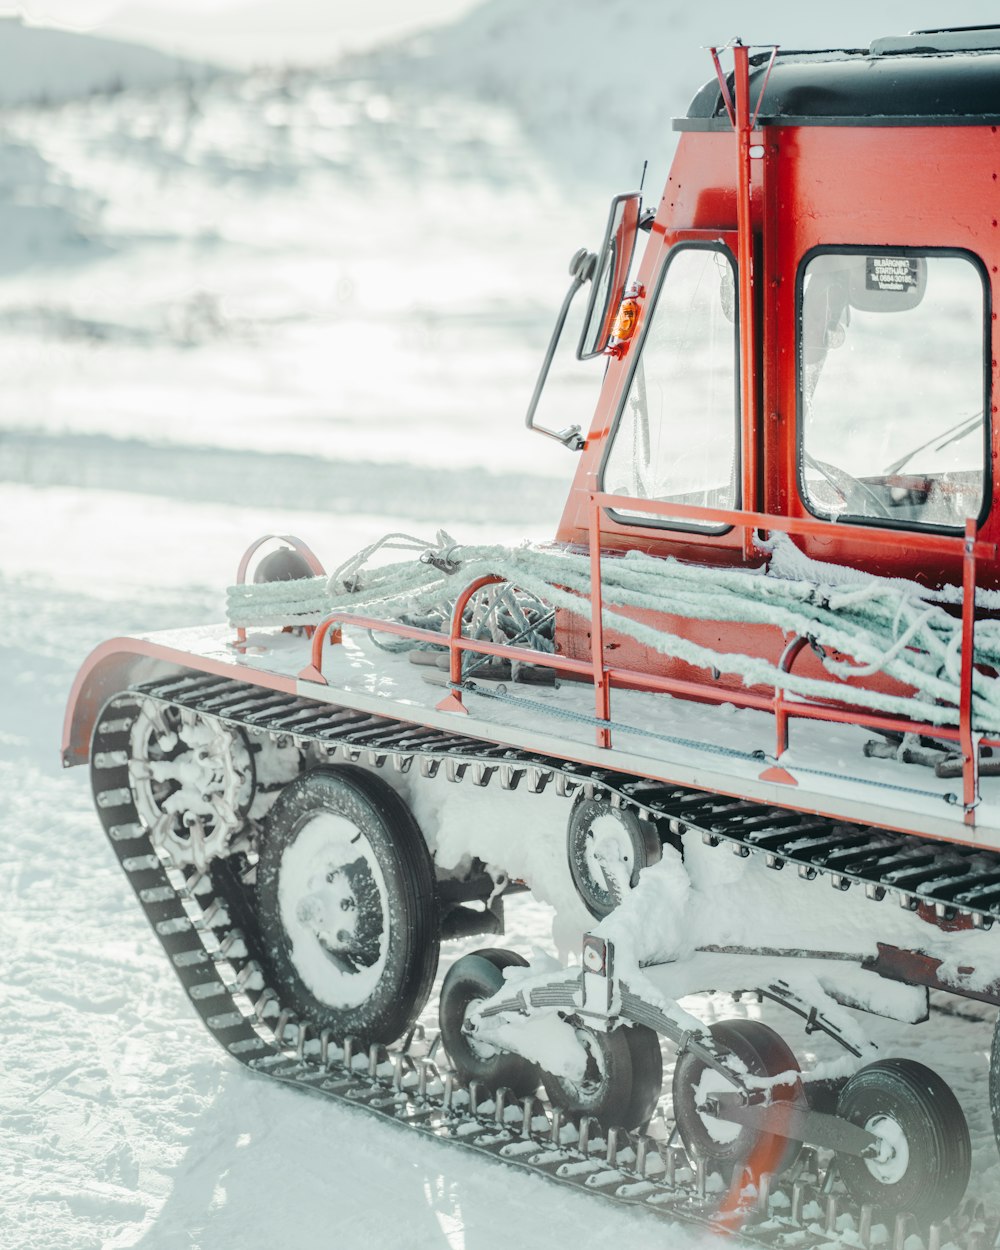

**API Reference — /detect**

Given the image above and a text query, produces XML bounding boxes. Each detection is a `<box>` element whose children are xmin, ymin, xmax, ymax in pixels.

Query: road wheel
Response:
<box><xmin>567</xmin><ymin>796</ymin><xmax>661</xmax><ymax>918</ymax></box>
<box><xmin>256</xmin><ymin>766</ymin><xmax>438</xmax><ymax>1046</ymax></box>
<box><xmin>672</xmin><ymin>1019</ymin><xmax>803</xmax><ymax>1181</ymax></box>
<box><xmin>542</xmin><ymin>1021</ymin><xmax>635</xmax><ymax>1130</ymax></box>
<box><xmin>439</xmin><ymin>948</ymin><xmax>539</xmax><ymax>1097</ymax></box>
<box><xmin>835</xmin><ymin>1058</ymin><xmax>970</xmax><ymax>1222</ymax></box>
<box><xmin>989</xmin><ymin>1012</ymin><xmax>1000</xmax><ymax>1161</ymax></box>
<box><xmin>623</xmin><ymin>1023</ymin><xmax>664</xmax><ymax>1128</ymax></box>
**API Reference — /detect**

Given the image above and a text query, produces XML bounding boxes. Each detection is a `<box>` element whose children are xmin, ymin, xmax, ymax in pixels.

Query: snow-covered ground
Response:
<box><xmin>3</xmin><ymin>7</ymin><xmax>1000</xmax><ymax>1248</ymax></box>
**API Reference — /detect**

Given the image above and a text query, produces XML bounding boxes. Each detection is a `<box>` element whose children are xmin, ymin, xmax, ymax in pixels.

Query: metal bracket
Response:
<box><xmin>523</xmin><ymin>247</ymin><xmax>593</xmax><ymax>451</ymax></box>
<box><xmin>703</xmin><ymin>1090</ymin><xmax>877</xmax><ymax>1159</ymax></box>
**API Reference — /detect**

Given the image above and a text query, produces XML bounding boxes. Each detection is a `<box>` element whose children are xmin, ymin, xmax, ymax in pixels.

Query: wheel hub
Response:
<box><xmin>693</xmin><ymin>1066</ymin><xmax>743</xmax><ymax>1146</ymax></box>
<box><xmin>862</xmin><ymin>1113</ymin><xmax>910</xmax><ymax>1185</ymax></box>
<box><xmin>461</xmin><ymin>997</ymin><xmax>499</xmax><ymax>1060</ymax></box>
<box><xmin>568</xmin><ymin>1027</ymin><xmax>607</xmax><ymax>1099</ymax></box>
<box><xmin>585</xmin><ymin>815</ymin><xmax>635</xmax><ymax>903</ymax></box>
<box><xmin>277</xmin><ymin>811</ymin><xmax>390</xmax><ymax>1010</ymax></box>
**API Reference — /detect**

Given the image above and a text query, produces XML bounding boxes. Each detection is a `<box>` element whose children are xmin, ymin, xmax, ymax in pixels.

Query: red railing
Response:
<box><xmin>233</xmin><ymin>534</ymin><xmax>326</xmax><ymax>647</ymax></box>
<box><xmin>297</xmin><ymin>495</ymin><xmax>998</xmax><ymax>827</ymax></box>
<box><xmin>591</xmin><ymin>494</ymin><xmax>997</xmax><ymax>824</ymax></box>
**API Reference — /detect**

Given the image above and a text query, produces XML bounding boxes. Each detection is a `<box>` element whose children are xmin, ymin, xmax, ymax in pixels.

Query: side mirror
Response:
<box><xmin>524</xmin><ymin>192</ymin><xmax>642</xmax><ymax>451</ymax></box>
<box><xmin>576</xmin><ymin>191</ymin><xmax>642</xmax><ymax>360</ymax></box>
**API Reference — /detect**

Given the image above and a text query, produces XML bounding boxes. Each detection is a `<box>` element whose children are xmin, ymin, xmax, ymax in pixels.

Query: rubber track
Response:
<box><xmin>120</xmin><ymin>673</ymin><xmax>1000</xmax><ymax>929</ymax></box>
<box><xmin>88</xmin><ymin>678</ymin><xmax>999</xmax><ymax>1248</ymax></box>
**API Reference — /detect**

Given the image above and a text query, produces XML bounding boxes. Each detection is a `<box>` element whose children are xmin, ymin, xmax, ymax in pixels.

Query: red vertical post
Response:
<box><xmin>774</xmin><ymin>699</ymin><xmax>789</xmax><ymax>759</ymax></box>
<box><xmin>589</xmin><ymin>494</ymin><xmax>611</xmax><ymax>748</ymax></box>
<box><xmin>960</xmin><ymin>517</ymin><xmax>978</xmax><ymax>823</ymax></box>
<box><xmin>436</xmin><ymin>576</ymin><xmax>503</xmax><ymax>716</ymax></box>
<box><xmin>733</xmin><ymin>43</ymin><xmax>759</xmax><ymax>562</ymax></box>
<box><xmin>774</xmin><ymin>635</ymin><xmax>806</xmax><ymax>758</ymax></box>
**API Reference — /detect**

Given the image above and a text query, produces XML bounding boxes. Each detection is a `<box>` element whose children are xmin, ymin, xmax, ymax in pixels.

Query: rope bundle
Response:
<box><xmin>225</xmin><ymin>532</ymin><xmax>1000</xmax><ymax>733</ymax></box>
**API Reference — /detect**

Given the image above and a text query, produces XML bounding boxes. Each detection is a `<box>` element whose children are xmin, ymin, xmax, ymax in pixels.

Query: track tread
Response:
<box><xmin>83</xmin><ymin>681</ymin><xmax>1000</xmax><ymax>1247</ymax></box>
<box><xmin>130</xmin><ymin>674</ymin><xmax>1000</xmax><ymax>933</ymax></box>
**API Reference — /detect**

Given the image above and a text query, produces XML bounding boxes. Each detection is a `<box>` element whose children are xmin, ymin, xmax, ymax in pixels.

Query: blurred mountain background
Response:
<box><xmin>2</xmin><ymin>0</ymin><xmax>1000</xmax><ymax>514</ymax></box>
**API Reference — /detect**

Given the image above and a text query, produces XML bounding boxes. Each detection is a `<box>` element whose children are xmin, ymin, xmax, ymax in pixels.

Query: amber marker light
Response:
<box><xmin>607</xmin><ymin>296</ymin><xmax>640</xmax><ymax>356</ymax></box>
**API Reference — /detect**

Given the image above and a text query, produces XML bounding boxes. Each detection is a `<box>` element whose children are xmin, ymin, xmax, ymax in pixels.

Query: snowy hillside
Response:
<box><xmin>0</xmin><ymin>57</ymin><xmax>605</xmax><ymax>485</ymax></box>
<box><xmin>0</xmin><ymin>18</ymin><xmax>219</xmax><ymax>270</ymax></box>
<box><xmin>355</xmin><ymin>0</ymin><xmax>1000</xmax><ymax>190</ymax></box>
<box><xmin>0</xmin><ymin>15</ymin><xmax>217</xmax><ymax>107</ymax></box>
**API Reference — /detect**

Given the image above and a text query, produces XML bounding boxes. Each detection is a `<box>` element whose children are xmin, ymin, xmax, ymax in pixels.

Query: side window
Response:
<box><xmin>602</xmin><ymin>245</ymin><xmax>739</xmax><ymax>529</ymax></box>
<box><xmin>799</xmin><ymin>250</ymin><xmax>987</xmax><ymax>529</ymax></box>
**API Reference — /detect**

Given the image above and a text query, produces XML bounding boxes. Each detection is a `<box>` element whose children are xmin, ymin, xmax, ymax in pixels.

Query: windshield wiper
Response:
<box><xmin>882</xmin><ymin>411</ymin><xmax>983</xmax><ymax>476</ymax></box>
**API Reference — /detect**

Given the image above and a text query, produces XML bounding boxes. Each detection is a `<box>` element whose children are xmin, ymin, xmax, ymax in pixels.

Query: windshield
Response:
<box><xmin>799</xmin><ymin>250</ymin><xmax>987</xmax><ymax>529</ymax></box>
<box><xmin>602</xmin><ymin>245</ymin><xmax>739</xmax><ymax>529</ymax></box>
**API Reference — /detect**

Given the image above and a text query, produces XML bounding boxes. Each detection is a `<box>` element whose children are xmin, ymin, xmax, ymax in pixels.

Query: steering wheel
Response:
<box><xmin>802</xmin><ymin>452</ymin><xmax>892</xmax><ymax>519</ymax></box>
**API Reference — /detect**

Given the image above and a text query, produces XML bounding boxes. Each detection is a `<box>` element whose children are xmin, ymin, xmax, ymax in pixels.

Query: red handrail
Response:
<box><xmin>297</xmin><ymin>496</ymin><xmax>994</xmax><ymax>827</ymax></box>
<box><xmin>298</xmin><ymin>576</ymin><xmax>597</xmax><ymax>707</ymax></box>
<box><xmin>588</xmin><ymin>493</ymin><xmax>993</xmax><ymax>825</ymax></box>
<box><xmin>594</xmin><ymin>492</ymin><xmax>996</xmax><ymax>560</ymax></box>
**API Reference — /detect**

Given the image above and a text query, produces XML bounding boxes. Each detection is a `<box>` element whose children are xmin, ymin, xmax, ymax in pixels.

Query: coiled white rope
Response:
<box><xmin>225</xmin><ymin>531</ymin><xmax>1000</xmax><ymax>733</ymax></box>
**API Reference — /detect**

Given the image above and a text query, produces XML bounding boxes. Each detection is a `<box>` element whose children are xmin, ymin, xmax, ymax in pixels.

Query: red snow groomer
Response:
<box><xmin>64</xmin><ymin>29</ymin><xmax>1000</xmax><ymax>1243</ymax></box>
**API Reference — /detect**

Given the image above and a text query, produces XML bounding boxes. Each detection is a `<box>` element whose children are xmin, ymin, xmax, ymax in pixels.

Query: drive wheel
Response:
<box><xmin>567</xmin><ymin>796</ymin><xmax>661</xmax><ymax>918</ymax></box>
<box><xmin>256</xmin><ymin>766</ymin><xmax>439</xmax><ymax>1046</ymax></box>
<box><xmin>128</xmin><ymin>699</ymin><xmax>255</xmax><ymax>870</ymax></box>
<box><xmin>439</xmin><ymin>948</ymin><xmax>539</xmax><ymax>1097</ymax></box>
<box><xmin>835</xmin><ymin>1059</ymin><xmax>970</xmax><ymax>1222</ymax></box>
<box><xmin>672</xmin><ymin>1019</ymin><xmax>803</xmax><ymax>1181</ymax></box>
<box><xmin>542</xmin><ymin>1021</ymin><xmax>634</xmax><ymax>1131</ymax></box>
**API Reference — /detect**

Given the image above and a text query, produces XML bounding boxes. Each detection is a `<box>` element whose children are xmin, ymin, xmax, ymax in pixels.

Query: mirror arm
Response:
<box><xmin>525</xmin><ymin>250</ymin><xmax>595</xmax><ymax>451</ymax></box>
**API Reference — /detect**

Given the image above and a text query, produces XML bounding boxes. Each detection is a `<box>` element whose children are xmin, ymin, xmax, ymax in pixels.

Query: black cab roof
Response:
<box><xmin>679</xmin><ymin>29</ymin><xmax>1000</xmax><ymax>130</ymax></box>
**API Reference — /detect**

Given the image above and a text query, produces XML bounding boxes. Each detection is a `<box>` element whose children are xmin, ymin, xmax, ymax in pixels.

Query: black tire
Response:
<box><xmin>672</xmin><ymin>1019</ymin><xmax>803</xmax><ymax>1181</ymax></box>
<box><xmin>990</xmin><ymin>1012</ymin><xmax>1000</xmax><ymax>1160</ymax></box>
<box><xmin>256</xmin><ymin>766</ymin><xmax>439</xmax><ymax>1046</ymax></box>
<box><xmin>622</xmin><ymin>1024</ymin><xmax>664</xmax><ymax>1129</ymax></box>
<box><xmin>835</xmin><ymin>1058</ymin><xmax>971</xmax><ymax>1222</ymax></box>
<box><xmin>804</xmin><ymin>1076</ymin><xmax>847</xmax><ymax>1116</ymax></box>
<box><xmin>439</xmin><ymin>949</ymin><xmax>539</xmax><ymax>1097</ymax></box>
<box><xmin>467</xmin><ymin>947</ymin><xmax>531</xmax><ymax>975</ymax></box>
<box><xmin>542</xmin><ymin>1021</ymin><xmax>634</xmax><ymax>1131</ymax></box>
<box><xmin>567</xmin><ymin>796</ymin><xmax>661</xmax><ymax>918</ymax></box>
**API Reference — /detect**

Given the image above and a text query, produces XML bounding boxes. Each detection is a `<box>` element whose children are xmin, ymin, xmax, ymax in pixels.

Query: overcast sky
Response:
<box><xmin>4</xmin><ymin>0</ymin><xmax>482</xmax><ymax>66</ymax></box>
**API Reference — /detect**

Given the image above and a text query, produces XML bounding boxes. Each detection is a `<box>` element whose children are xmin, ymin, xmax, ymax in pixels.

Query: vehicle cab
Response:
<box><xmin>547</xmin><ymin>30</ymin><xmax>1000</xmax><ymax>688</ymax></box>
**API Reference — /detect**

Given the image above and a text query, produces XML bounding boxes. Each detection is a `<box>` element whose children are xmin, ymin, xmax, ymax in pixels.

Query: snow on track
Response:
<box><xmin>0</xmin><ymin>574</ymin><xmax>707</xmax><ymax>1250</ymax></box>
<box><xmin>3</xmin><ymin>569</ymin><xmax>999</xmax><ymax>1248</ymax></box>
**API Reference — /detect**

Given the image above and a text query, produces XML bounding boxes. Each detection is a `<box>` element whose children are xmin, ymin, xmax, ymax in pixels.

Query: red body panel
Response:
<box><xmin>61</xmin><ymin>637</ymin><xmax>297</xmax><ymax>768</ymax></box>
<box><xmin>555</xmin><ymin>123</ymin><xmax>999</xmax><ymax>687</ymax></box>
